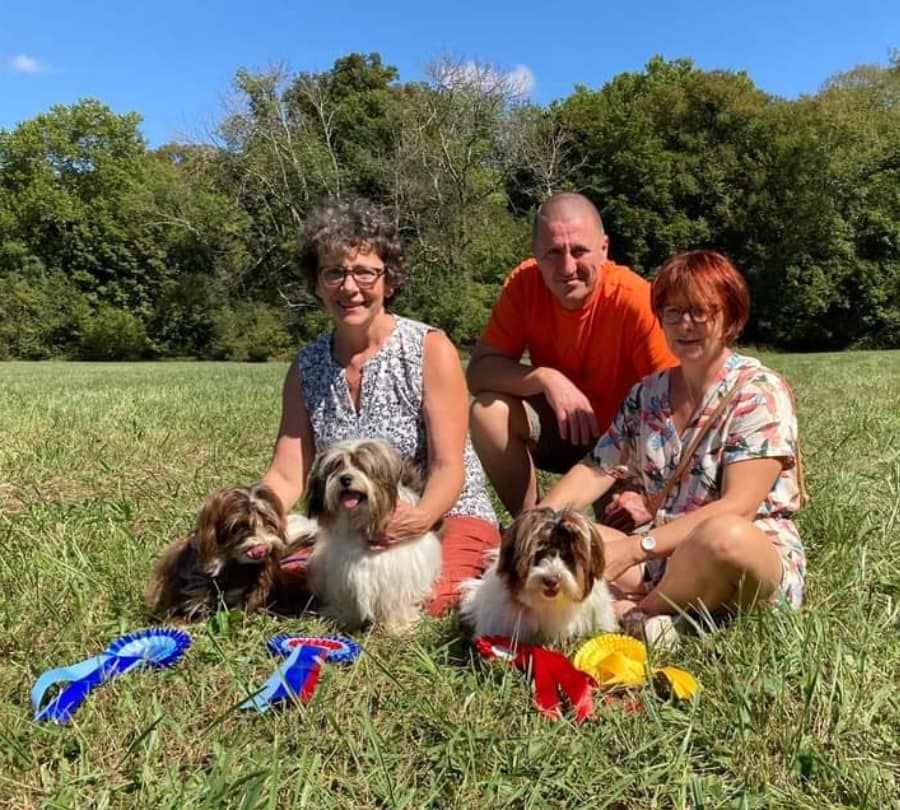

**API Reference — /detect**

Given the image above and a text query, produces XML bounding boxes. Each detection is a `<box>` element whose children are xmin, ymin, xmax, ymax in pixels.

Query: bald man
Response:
<box><xmin>467</xmin><ymin>193</ymin><xmax>676</xmax><ymax>520</ymax></box>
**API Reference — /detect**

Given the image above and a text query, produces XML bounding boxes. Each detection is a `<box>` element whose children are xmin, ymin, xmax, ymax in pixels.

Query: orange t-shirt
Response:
<box><xmin>481</xmin><ymin>258</ymin><xmax>677</xmax><ymax>434</ymax></box>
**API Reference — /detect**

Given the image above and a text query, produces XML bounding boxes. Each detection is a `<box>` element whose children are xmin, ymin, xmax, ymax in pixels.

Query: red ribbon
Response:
<box><xmin>474</xmin><ymin>636</ymin><xmax>598</xmax><ymax>723</ymax></box>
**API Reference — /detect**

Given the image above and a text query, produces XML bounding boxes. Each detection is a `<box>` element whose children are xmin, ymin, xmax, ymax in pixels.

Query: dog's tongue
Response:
<box><xmin>341</xmin><ymin>491</ymin><xmax>363</xmax><ymax>508</ymax></box>
<box><xmin>246</xmin><ymin>544</ymin><xmax>269</xmax><ymax>560</ymax></box>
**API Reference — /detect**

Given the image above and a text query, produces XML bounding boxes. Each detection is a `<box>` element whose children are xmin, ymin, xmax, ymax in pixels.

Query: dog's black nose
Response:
<box><xmin>339</xmin><ymin>474</ymin><xmax>353</xmax><ymax>488</ymax></box>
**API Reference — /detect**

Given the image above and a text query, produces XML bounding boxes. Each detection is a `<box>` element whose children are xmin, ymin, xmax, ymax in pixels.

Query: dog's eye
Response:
<box><xmin>226</xmin><ymin>519</ymin><xmax>250</xmax><ymax>536</ymax></box>
<box><xmin>533</xmin><ymin>549</ymin><xmax>548</xmax><ymax>565</ymax></box>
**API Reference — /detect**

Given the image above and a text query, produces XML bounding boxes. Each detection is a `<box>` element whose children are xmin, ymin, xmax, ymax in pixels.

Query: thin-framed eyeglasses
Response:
<box><xmin>319</xmin><ymin>264</ymin><xmax>385</xmax><ymax>289</ymax></box>
<box><xmin>659</xmin><ymin>306</ymin><xmax>714</xmax><ymax>325</ymax></box>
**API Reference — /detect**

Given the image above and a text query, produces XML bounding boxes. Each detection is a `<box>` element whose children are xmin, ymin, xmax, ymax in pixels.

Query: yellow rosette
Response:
<box><xmin>653</xmin><ymin>666</ymin><xmax>699</xmax><ymax>700</ymax></box>
<box><xmin>574</xmin><ymin>634</ymin><xmax>647</xmax><ymax>688</ymax></box>
<box><xmin>573</xmin><ymin>633</ymin><xmax>700</xmax><ymax>701</ymax></box>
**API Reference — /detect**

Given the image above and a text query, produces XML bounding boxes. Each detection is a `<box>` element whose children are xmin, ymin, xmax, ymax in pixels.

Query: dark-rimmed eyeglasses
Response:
<box><xmin>319</xmin><ymin>265</ymin><xmax>385</xmax><ymax>289</ymax></box>
<box><xmin>659</xmin><ymin>306</ymin><xmax>713</xmax><ymax>325</ymax></box>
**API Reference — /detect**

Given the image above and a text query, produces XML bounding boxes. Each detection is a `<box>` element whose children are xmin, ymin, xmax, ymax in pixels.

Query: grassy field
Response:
<box><xmin>1</xmin><ymin>352</ymin><xmax>899</xmax><ymax>809</ymax></box>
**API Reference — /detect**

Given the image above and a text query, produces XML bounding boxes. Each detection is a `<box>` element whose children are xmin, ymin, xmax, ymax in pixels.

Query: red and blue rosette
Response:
<box><xmin>31</xmin><ymin>628</ymin><xmax>192</xmax><ymax>724</ymax></box>
<box><xmin>240</xmin><ymin>635</ymin><xmax>361</xmax><ymax>713</ymax></box>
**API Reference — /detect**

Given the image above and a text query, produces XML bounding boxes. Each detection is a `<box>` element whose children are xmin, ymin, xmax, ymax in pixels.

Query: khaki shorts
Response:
<box><xmin>523</xmin><ymin>393</ymin><xmax>638</xmax><ymax>521</ymax></box>
<box><xmin>522</xmin><ymin>393</ymin><xmax>594</xmax><ymax>474</ymax></box>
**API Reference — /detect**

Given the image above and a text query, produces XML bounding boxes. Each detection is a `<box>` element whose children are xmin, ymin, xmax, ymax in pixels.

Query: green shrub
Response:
<box><xmin>0</xmin><ymin>267</ymin><xmax>91</xmax><ymax>359</ymax></box>
<box><xmin>78</xmin><ymin>305</ymin><xmax>149</xmax><ymax>360</ymax></box>
<box><xmin>210</xmin><ymin>302</ymin><xmax>293</xmax><ymax>361</ymax></box>
<box><xmin>147</xmin><ymin>273</ymin><xmax>220</xmax><ymax>357</ymax></box>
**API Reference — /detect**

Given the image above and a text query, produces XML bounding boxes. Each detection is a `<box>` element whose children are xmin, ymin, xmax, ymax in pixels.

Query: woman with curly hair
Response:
<box><xmin>262</xmin><ymin>197</ymin><xmax>498</xmax><ymax>614</ymax></box>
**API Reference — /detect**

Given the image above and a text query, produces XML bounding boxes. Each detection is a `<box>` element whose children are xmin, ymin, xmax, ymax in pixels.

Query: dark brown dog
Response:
<box><xmin>146</xmin><ymin>483</ymin><xmax>292</xmax><ymax>619</ymax></box>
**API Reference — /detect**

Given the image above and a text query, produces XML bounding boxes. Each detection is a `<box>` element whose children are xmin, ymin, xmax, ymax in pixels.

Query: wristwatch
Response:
<box><xmin>638</xmin><ymin>531</ymin><xmax>657</xmax><ymax>557</ymax></box>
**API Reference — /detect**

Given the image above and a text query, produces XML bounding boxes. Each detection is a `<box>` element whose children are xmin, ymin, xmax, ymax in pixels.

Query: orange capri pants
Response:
<box><xmin>426</xmin><ymin>515</ymin><xmax>500</xmax><ymax>615</ymax></box>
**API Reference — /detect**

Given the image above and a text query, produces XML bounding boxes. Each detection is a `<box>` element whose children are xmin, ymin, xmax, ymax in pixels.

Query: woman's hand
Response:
<box><xmin>602</xmin><ymin>532</ymin><xmax>643</xmax><ymax>583</ymax></box>
<box><xmin>603</xmin><ymin>489</ymin><xmax>653</xmax><ymax>532</ymax></box>
<box><xmin>369</xmin><ymin>502</ymin><xmax>437</xmax><ymax>551</ymax></box>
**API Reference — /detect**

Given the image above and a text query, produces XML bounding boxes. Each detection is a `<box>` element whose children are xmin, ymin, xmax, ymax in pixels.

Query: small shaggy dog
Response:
<box><xmin>306</xmin><ymin>439</ymin><xmax>442</xmax><ymax>634</ymax></box>
<box><xmin>146</xmin><ymin>483</ymin><xmax>316</xmax><ymax>619</ymax></box>
<box><xmin>460</xmin><ymin>507</ymin><xmax>617</xmax><ymax>643</ymax></box>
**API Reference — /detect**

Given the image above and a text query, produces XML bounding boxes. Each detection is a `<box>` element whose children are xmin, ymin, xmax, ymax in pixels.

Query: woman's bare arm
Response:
<box><xmin>261</xmin><ymin>361</ymin><xmax>317</xmax><ymax>514</ymax></box>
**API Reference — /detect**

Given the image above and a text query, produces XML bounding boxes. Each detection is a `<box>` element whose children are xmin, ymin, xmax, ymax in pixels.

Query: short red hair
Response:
<box><xmin>651</xmin><ymin>250</ymin><xmax>750</xmax><ymax>344</ymax></box>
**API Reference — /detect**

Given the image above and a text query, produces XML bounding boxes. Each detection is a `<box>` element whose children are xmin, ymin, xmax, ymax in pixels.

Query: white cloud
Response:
<box><xmin>436</xmin><ymin>61</ymin><xmax>536</xmax><ymax>97</ymax></box>
<box><xmin>506</xmin><ymin>65</ymin><xmax>536</xmax><ymax>95</ymax></box>
<box><xmin>9</xmin><ymin>54</ymin><xmax>46</xmax><ymax>75</ymax></box>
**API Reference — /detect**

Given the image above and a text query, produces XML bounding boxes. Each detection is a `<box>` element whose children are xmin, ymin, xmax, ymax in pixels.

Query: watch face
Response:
<box><xmin>640</xmin><ymin>534</ymin><xmax>657</xmax><ymax>552</ymax></box>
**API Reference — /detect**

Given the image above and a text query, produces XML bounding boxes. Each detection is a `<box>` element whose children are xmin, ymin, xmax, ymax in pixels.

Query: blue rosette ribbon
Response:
<box><xmin>240</xmin><ymin>635</ymin><xmax>360</xmax><ymax>713</ymax></box>
<box><xmin>31</xmin><ymin>628</ymin><xmax>192</xmax><ymax>724</ymax></box>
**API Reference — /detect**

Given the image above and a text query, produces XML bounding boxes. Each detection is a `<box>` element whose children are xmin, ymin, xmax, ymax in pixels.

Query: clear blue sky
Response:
<box><xmin>2</xmin><ymin>0</ymin><xmax>897</xmax><ymax>147</ymax></box>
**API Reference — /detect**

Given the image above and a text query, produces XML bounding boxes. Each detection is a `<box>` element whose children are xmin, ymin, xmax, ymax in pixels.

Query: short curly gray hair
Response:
<box><xmin>297</xmin><ymin>198</ymin><xmax>407</xmax><ymax>306</ymax></box>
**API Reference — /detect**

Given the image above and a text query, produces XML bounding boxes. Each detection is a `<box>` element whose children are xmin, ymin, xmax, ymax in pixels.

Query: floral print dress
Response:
<box><xmin>589</xmin><ymin>352</ymin><xmax>806</xmax><ymax>608</ymax></box>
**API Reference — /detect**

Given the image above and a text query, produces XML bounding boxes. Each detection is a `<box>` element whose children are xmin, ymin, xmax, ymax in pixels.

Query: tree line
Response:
<box><xmin>1</xmin><ymin>52</ymin><xmax>898</xmax><ymax>360</ymax></box>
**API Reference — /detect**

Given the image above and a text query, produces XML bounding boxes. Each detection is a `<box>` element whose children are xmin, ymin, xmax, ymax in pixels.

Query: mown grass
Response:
<box><xmin>1</xmin><ymin>352</ymin><xmax>898</xmax><ymax>809</ymax></box>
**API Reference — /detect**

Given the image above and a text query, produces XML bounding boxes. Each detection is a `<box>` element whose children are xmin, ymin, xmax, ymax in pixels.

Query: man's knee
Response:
<box><xmin>470</xmin><ymin>392</ymin><xmax>529</xmax><ymax>440</ymax></box>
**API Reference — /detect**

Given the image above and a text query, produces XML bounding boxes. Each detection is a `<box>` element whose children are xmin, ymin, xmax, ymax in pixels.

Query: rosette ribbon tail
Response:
<box><xmin>240</xmin><ymin>635</ymin><xmax>361</xmax><ymax>713</ymax></box>
<box><xmin>474</xmin><ymin>636</ymin><xmax>597</xmax><ymax>723</ymax></box>
<box><xmin>32</xmin><ymin>654</ymin><xmax>141</xmax><ymax>724</ymax></box>
<box><xmin>31</xmin><ymin>628</ymin><xmax>192</xmax><ymax>725</ymax></box>
<box><xmin>239</xmin><ymin>645</ymin><xmax>324</xmax><ymax>713</ymax></box>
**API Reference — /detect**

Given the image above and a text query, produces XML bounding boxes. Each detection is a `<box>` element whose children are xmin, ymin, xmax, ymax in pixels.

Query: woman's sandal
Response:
<box><xmin>622</xmin><ymin>610</ymin><xmax>680</xmax><ymax>651</ymax></box>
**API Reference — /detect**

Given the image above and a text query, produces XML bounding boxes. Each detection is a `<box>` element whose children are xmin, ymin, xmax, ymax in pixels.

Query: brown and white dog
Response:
<box><xmin>146</xmin><ymin>483</ymin><xmax>316</xmax><ymax>619</ymax></box>
<box><xmin>306</xmin><ymin>439</ymin><xmax>442</xmax><ymax>634</ymax></box>
<box><xmin>460</xmin><ymin>507</ymin><xmax>617</xmax><ymax>643</ymax></box>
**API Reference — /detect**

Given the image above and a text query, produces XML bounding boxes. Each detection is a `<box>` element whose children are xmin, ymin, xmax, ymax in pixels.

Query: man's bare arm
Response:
<box><xmin>466</xmin><ymin>340</ymin><xmax>599</xmax><ymax>445</ymax></box>
<box><xmin>466</xmin><ymin>339</ymin><xmax>549</xmax><ymax>398</ymax></box>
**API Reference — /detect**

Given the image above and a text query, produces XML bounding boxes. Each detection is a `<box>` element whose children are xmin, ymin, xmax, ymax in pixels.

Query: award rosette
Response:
<box><xmin>240</xmin><ymin>635</ymin><xmax>361</xmax><ymax>713</ymax></box>
<box><xmin>31</xmin><ymin>627</ymin><xmax>192</xmax><ymax>724</ymax></box>
<box><xmin>474</xmin><ymin>635</ymin><xmax>597</xmax><ymax>723</ymax></box>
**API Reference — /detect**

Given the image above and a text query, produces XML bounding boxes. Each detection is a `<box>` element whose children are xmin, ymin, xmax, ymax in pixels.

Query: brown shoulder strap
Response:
<box><xmin>646</xmin><ymin>370</ymin><xmax>753</xmax><ymax>517</ymax></box>
<box><xmin>770</xmin><ymin>372</ymin><xmax>810</xmax><ymax>507</ymax></box>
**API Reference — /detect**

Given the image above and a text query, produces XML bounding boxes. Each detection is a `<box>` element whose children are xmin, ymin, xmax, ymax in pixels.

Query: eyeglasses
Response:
<box><xmin>659</xmin><ymin>306</ymin><xmax>714</xmax><ymax>325</ymax></box>
<box><xmin>319</xmin><ymin>265</ymin><xmax>385</xmax><ymax>289</ymax></box>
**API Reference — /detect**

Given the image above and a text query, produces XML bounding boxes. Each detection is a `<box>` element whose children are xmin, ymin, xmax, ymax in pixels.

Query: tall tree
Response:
<box><xmin>0</xmin><ymin>99</ymin><xmax>167</xmax><ymax>314</ymax></box>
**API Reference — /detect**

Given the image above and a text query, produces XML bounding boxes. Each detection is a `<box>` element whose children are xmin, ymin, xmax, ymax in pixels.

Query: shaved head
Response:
<box><xmin>531</xmin><ymin>192</ymin><xmax>610</xmax><ymax>309</ymax></box>
<box><xmin>532</xmin><ymin>192</ymin><xmax>604</xmax><ymax>247</ymax></box>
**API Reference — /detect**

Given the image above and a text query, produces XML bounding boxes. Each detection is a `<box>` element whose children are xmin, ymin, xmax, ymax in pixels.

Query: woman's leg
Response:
<box><xmin>637</xmin><ymin>514</ymin><xmax>784</xmax><ymax>617</ymax></box>
<box><xmin>427</xmin><ymin>516</ymin><xmax>501</xmax><ymax>616</ymax></box>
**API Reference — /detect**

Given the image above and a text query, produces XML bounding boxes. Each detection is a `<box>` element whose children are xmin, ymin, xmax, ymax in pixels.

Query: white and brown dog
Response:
<box><xmin>460</xmin><ymin>507</ymin><xmax>617</xmax><ymax>643</ymax></box>
<box><xmin>305</xmin><ymin>439</ymin><xmax>442</xmax><ymax>634</ymax></box>
<box><xmin>146</xmin><ymin>483</ymin><xmax>317</xmax><ymax>619</ymax></box>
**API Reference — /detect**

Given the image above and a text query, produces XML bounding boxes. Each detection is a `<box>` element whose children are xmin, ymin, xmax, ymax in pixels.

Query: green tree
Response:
<box><xmin>0</xmin><ymin>99</ymin><xmax>168</xmax><ymax>314</ymax></box>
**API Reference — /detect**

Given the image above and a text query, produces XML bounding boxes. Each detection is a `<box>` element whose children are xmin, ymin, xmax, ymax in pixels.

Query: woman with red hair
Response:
<box><xmin>542</xmin><ymin>250</ymin><xmax>807</xmax><ymax>645</ymax></box>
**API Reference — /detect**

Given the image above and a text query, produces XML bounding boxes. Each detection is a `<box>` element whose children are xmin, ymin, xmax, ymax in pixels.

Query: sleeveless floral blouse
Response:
<box><xmin>299</xmin><ymin>316</ymin><xmax>497</xmax><ymax>524</ymax></box>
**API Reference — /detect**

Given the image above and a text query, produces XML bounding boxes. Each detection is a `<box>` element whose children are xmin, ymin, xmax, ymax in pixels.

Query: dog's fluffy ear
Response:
<box><xmin>497</xmin><ymin>510</ymin><xmax>542</xmax><ymax>590</ymax></box>
<box><xmin>305</xmin><ymin>454</ymin><xmax>327</xmax><ymax>518</ymax></box>
<box><xmin>585</xmin><ymin>519</ymin><xmax>606</xmax><ymax>592</ymax></box>
<box><xmin>245</xmin><ymin>562</ymin><xmax>277</xmax><ymax>614</ymax></box>
<box><xmin>195</xmin><ymin>490</ymin><xmax>226</xmax><ymax>575</ymax></box>
<box><xmin>496</xmin><ymin>522</ymin><xmax>519</xmax><ymax>584</ymax></box>
<box><xmin>146</xmin><ymin>535</ymin><xmax>195</xmax><ymax>617</ymax></box>
<box><xmin>400</xmin><ymin>459</ymin><xmax>425</xmax><ymax>494</ymax></box>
